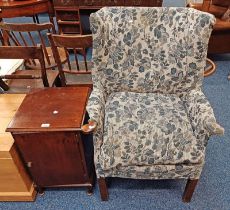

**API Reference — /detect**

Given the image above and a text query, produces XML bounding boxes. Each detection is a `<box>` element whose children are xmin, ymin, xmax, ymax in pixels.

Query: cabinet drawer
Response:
<box><xmin>56</xmin><ymin>10</ymin><xmax>80</xmax><ymax>21</ymax></box>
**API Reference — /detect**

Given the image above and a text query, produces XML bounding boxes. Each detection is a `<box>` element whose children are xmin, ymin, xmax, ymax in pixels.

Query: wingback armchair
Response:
<box><xmin>85</xmin><ymin>7</ymin><xmax>224</xmax><ymax>202</ymax></box>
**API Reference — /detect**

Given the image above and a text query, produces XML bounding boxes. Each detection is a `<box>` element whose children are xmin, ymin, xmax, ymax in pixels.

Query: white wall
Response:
<box><xmin>163</xmin><ymin>0</ymin><xmax>186</xmax><ymax>6</ymax></box>
<box><xmin>163</xmin><ymin>0</ymin><xmax>203</xmax><ymax>7</ymax></box>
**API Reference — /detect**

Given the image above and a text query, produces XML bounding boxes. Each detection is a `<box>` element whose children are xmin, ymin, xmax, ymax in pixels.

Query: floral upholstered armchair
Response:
<box><xmin>84</xmin><ymin>7</ymin><xmax>224</xmax><ymax>202</ymax></box>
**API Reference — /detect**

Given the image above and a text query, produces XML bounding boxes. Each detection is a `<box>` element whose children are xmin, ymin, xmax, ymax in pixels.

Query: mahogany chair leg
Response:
<box><xmin>182</xmin><ymin>179</ymin><xmax>199</xmax><ymax>203</ymax></box>
<box><xmin>98</xmin><ymin>177</ymin><xmax>109</xmax><ymax>201</ymax></box>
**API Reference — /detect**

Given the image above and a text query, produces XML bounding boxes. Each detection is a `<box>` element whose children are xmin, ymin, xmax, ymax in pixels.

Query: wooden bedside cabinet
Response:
<box><xmin>6</xmin><ymin>87</ymin><xmax>95</xmax><ymax>195</ymax></box>
<box><xmin>0</xmin><ymin>94</ymin><xmax>36</xmax><ymax>201</ymax></box>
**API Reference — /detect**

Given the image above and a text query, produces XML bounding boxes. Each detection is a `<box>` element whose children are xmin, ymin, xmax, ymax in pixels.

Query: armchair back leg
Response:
<box><xmin>182</xmin><ymin>179</ymin><xmax>199</xmax><ymax>203</ymax></box>
<box><xmin>98</xmin><ymin>177</ymin><xmax>109</xmax><ymax>201</ymax></box>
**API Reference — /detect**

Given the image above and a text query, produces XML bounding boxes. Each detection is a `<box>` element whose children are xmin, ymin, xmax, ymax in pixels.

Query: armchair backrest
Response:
<box><xmin>90</xmin><ymin>7</ymin><xmax>215</xmax><ymax>95</ymax></box>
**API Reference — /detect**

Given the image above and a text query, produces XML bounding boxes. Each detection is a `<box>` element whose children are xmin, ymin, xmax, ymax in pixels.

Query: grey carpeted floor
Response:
<box><xmin>1</xmin><ymin>1</ymin><xmax>230</xmax><ymax>209</ymax></box>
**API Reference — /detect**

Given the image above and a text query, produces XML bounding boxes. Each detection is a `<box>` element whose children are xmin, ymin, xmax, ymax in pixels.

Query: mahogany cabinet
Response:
<box><xmin>53</xmin><ymin>0</ymin><xmax>163</xmax><ymax>9</ymax></box>
<box><xmin>53</xmin><ymin>0</ymin><xmax>163</xmax><ymax>34</ymax></box>
<box><xmin>7</xmin><ymin>87</ymin><xmax>94</xmax><ymax>195</ymax></box>
<box><xmin>55</xmin><ymin>8</ymin><xmax>82</xmax><ymax>34</ymax></box>
<box><xmin>77</xmin><ymin>0</ymin><xmax>162</xmax><ymax>6</ymax></box>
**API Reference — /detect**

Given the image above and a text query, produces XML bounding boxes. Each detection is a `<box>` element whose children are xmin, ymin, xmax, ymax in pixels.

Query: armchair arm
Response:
<box><xmin>182</xmin><ymin>90</ymin><xmax>224</xmax><ymax>138</ymax></box>
<box><xmin>203</xmin><ymin>118</ymin><xmax>224</xmax><ymax>135</ymax></box>
<box><xmin>86</xmin><ymin>87</ymin><xmax>107</xmax><ymax>126</ymax></box>
<box><xmin>85</xmin><ymin>85</ymin><xmax>107</xmax><ymax>177</ymax></box>
<box><xmin>86</xmin><ymin>82</ymin><xmax>106</xmax><ymax>136</ymax></box>
<box><xmin>81</xmin><ymin>120</ymin><xmax>97</xmax><ymax>134</ymax></box>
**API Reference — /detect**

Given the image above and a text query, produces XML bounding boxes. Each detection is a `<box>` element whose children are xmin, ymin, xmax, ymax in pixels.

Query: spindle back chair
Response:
<box><xmin>48</xmin><ymin>33</ymin><xmax>92</xmax><ymax>87</ymax></box>
<box><xmin>0</xmin><ymin>22</ymin><xmax>67</xmax><ymax>70</ymax></box>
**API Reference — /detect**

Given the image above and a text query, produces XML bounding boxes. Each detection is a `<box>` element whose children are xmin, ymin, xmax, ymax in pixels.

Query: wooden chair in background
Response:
<box><xmin>48</xmin><ymin>34</ymin><xmax>93</xmax><ymax>88</ymax></box>
<box><xmin>0</xmin><ymin>45</ymin><xmax>59</xmax><ymax>93</ymax></box>
<box><xmin>188</xmin><ymin>0</ymin><xmax>230</xmax><ymax>77</ymax></box>
<box><xmin>0</xmin><ymin>22</ymin><xmax>67</xmax><ymax>70</ymax></box>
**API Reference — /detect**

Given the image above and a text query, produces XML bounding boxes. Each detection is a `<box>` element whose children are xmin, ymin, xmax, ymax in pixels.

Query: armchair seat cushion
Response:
<box><xmin>100</xmin><ymin>92</ymin><xmax>205</xmax><ymax>170</ymax></box>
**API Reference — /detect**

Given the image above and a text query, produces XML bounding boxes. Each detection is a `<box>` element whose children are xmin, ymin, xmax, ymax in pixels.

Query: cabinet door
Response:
<box><xmin>13</xmin><ymin>132</ymin><xmax>88</xmax><ymax>187</ymax></box>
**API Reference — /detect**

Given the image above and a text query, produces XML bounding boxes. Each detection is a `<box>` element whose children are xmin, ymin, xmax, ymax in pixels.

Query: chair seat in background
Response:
<box><xmin>5</xmin><ymin>70</ymin><xmax>59</xmax><ymax>93</ymax></box>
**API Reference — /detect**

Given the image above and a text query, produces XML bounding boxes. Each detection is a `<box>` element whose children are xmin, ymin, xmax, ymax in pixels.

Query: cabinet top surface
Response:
<box><xmin>6</xmin><ymin>87</ymin><xmax>90</xmax><ymax>132</ymax></box>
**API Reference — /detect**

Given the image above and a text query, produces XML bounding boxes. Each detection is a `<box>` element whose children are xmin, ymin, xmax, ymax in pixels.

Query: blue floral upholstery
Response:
<box><xmin>102</xmin><ymin>92</ymin><xmax>203</xmax><ymax>170</ymax></box>
<box><xmin>87</xmin><ymin>7</ymin><xmax>224</xmax><ymax>180</ymax></box>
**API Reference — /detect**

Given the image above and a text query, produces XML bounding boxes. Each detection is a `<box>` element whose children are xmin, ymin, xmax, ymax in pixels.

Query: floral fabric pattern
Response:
<box><xmin>100</xmin><ymin>163</ymin><xmax>203</xmax><ymax>180</ymax></box>
<box><xmin>89</xmin><ymin>7</ymin><xmax>215</xmax><ymax>96</ymax></box>
<box><xmin>182</xmin><ymin>89</ymin><xmax>222</xmax><ymax>146</ymax></box>
<box><xmin>87</xmin><ymin>7</ymin><xmax>217</xmax><ymax>180</ymax></box>
<box><xmin>100</xmin><ymin>92</ymin><xmax>204</xmax><ymax>170</ymax></box>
